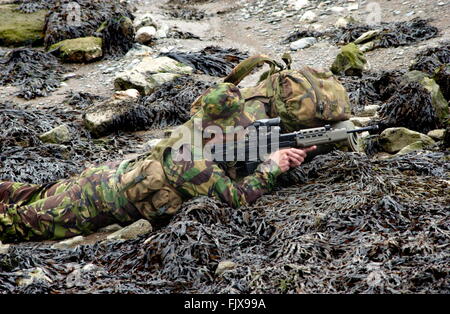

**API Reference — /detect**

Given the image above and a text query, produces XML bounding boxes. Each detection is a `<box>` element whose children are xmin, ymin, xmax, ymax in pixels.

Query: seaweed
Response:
<box><xmin>165</xmin><ymin>5</ymin><xmax>206</xmax><ymax>20</ymax></box>
<box><xmin>1</xmin><ymin>151</ymin><xmax>448</xmax><ymax>294</ymax></box>
<box><xmin>333</xmin><ymin>19</ymin><xmax>439</xmax><ymax>48</ymax></box>
<box><xmin>94</xmin><ymin>15</ymin><xmax>135</xmax><ymax>58</ymax></box>
<box><xmin>410</xmin><ymin>44</ymin><xmax>450</xmax><ymax>75</ymax></box>
<box><xmin>43</xmin><ymin>0</ymin><xmax>134</xmax><ymax>50</ymax></box>
<box><xmin>64</xmin><ymin>91</ymin><xmax>107</xmax><ymax>110</ymax></box>
<box><xmin>161</xmin><ymin>46</ymin><xmax>249</xmax><ymax>77</ymax></box>
<box><xmin>0</xmin><ymin>48</ymin><xmax>64</xmax><ymax>99</ymax></box>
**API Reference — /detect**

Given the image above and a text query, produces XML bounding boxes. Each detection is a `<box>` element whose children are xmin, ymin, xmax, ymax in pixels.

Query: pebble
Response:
<box><xmin>52</xmin><ymin>235</ymin><xmax>86</xmax><ymax>249</ymax></box>
<box><xmin>290</xmin><ymin>37</ymin><xmax>317</xmax><ymax>50</ymax></box>
<box><xmin>215</xmin><ymin>260</ymin><xmax>237</xmax><ymax>275</ymax></box>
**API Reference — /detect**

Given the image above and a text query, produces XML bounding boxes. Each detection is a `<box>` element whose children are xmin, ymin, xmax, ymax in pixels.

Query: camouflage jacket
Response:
<box><xmin>161</xmin><ymin>144</ymin><xmax>281</xmax><ymax>209</ymax></box>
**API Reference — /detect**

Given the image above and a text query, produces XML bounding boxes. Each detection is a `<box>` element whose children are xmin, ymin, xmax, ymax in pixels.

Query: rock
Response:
<box><xmin>354</xmin><ymin>30</ymin><xmax>382</xmax><ymax>44</ymax></box>
<box><xmin>379</xmin><ymin>127</ymin><xmax>435</xmax><ymax>153</ymax></box>
<box><xmin>133</xmin><ymin>14</ymin><xmax>159</xmax><ymax>30</ymax></box>
<box><xmin>156</xmin><ymin>24</ymin><xmax>170</xmax><ymax>39</ymax></box>
<box><xmin>300</xmin><ymin>11</ymin><xmax>317</xmax><ymax>23</ymax></box>
<box><xmin>427</xmin><ymin>129</ymin><xmax>445</xmax><ymax>141</ymax></box>
<box><xmin>395</xmin><ymin>141</ymin><xmax>428</xmax><ymax>155</ymax></box>
<box><xmin>404</xmin><ymin>71</ymin><xmax>449</xmax><ymax>125</ymax></box>
<box><xmin>330</xmin><ymin>6</ymin><xmax>346</xmax><ymax>14</ymax></box>
<box><xmin>114</xmin><ymin>89</ymin><xmax>140</xmax><ymax>100</ymax></box>
<box><xmin>289</xmin><ymin>0</ymin><xmax>309</xmax><ymax>10</ymax></box>
<box><xmin>39</xmin><ymin>124</ymin><xmax>72</xmax><ymax>144</ymax></box>
<box><xmin>106</xmin><ymin>219</ymin><xmax>152</xmax><ymax>241</ymax></box>
<box><xmin>0</xmin><ymin>4</ymin><xmax>46</xmax><ymax>46</ymax></box>
<box><xmin>331</xmin><ymin>43</ymin><xmax>367</xmax><ymax>76</ymax></box>
<box><xmin>290</xmin><ymin>37</ymin><xmax>317</xmax><ymax>50</ymax></box>
<box><xmin>0</xmin><ymin>241</ymin><xmax>10</xmax><ymax>254</ymax></box>
<box><xmin>359</xmin><ymin>105</ymin><xmax>380</xmax><ymax>117</ymax></box>
<box><xmin>142</xmin><ymin>138</ymin><xmax>163</xmax><ymax>151</ymax></box>
<box><xmin>49</xmin><ymin>37</ymin><xmax>103</xmax><ymax>63</ymax></box>
<box><xmin>98</xmin><ymin>224</ymin><xmax>123</xmax><ymax>233</ymax></box>
<box><xmin>215</xmin><ymin>260</ymin><xmax>237</xmax><ymax>275</ymax></box>
<box><xmin>16</xmin><ymin>267</ymin><xmax>52</xmax><ymax>287</ymax></box>
<box><xmin>135</xmin><ymin>26</ymin><xmax>157</xmax><ymax>44</ymax></box>
<box><xmin>83</xmin><ymin>98</ymin><xmax>135</xmax><ymax>137</ymax></box>
<box><xmin>350</xmin><ymin>116</ymin><xmax>373</xmax><ymax>127</ymax></box>
<box><xmin>114</xmin><ymin>56</ymin><xmax>193</xmax><ymax>95</ymax></box>
<box><xmin>335</xmin><ymin>17</ymin><xmax>352</xmax><ymax>28</ymax></box>
<box><xmin>123</xmin><ymin>43</ymin><xmax>154</xmax><ymax>60</ymax></box>
<box><xmin>52</xmin><ymin>235</ymin><xmax>85</xmax><ymax>249</ymax></box>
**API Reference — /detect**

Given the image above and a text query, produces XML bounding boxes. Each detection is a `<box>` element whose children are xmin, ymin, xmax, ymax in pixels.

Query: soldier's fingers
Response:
<box><xmin>287</xmin><ymin>149</ymin><xmax>306</xmax><ymax>159</ymax></box>
<box><xmin>302</xmin><ymin>146</ymin><xmax>317</xmax><ymax>153</ymax></box>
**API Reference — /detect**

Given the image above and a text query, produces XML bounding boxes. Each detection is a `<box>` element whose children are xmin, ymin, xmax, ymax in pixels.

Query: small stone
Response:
<box><xmin>0</xmin><ymin>241</ymin><xmax>10</xmax><ymax>254</ymax></box>
<box><xmin>98</xmin><ymin>224</ymin><xmax>123</xmax><ymax>233</ymax></box>
<box><xmin>215</xmin><ymin>260</ymin><xmax>237</xmax><ymax>275</ymax></box>
<box><xmin>300</xmin><ymin>11</ymin><xmax>317</xmax><ymax>23</ymax></box>
<box><xmin>437</xmin><ymin>2</ymin><xmax>445</xmax><ymax>6</ymax></box>
<box><xmin>52</xmin><ymin>235</ymin><xmax>85</xmax><ymax>249</ymax></box>
<box><xmin>16</xmin><ymin>268</ymin><xmax>52</xmax><ymax>287</ymax></box>
<box><xmin>39</xmin><ymin>124</ymin><xmax>72</xmax><ymax>144</ymax></box>
<box><xmin>290</xmin><ymin>37</ymin><xmax>317</xmax><ymax>50</ymax></box>
<box><xmin>350</xmin><ymin>116</ymin><xmax>373</xmax><ymax>127</ymax></box>
<box><xmin>405</xmin><ymin>11</ymin><xmax>415</xmax><ymax>17</ymax></box>
<box><xmin>106</xmin><ymin>219</ymin><xmax>152</xmax><ymax>241</ymax></box>
<box><xmin>393</xmin><ymin>10</ymin><xmax>401</xmax><ymax>15</ymax></box>
<box><xmin>427</xmin><ymin>129</ymin><xmax>445</xmax><ymax>141</ymax></box>
<box><xmin>359</xmin><ymin>105</ymin><xmax>380</xmax><ymax>117</ymax></box>
<box><xmin>114</xmin><ymin>89</ymin><xmax>140</xmax><ymax>100</ymax></box>
<box><xmin>330</xmin><ymin>6</ymin><xmax>346</xmax><ymax>13</ymax></box>
<box><xmin>135</xmin><ymin>26</ymin><xmax>157</xmax><ymax>44</ymax></box>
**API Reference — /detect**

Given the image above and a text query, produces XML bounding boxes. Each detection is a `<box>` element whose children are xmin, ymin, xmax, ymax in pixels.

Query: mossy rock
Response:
<box><xmin>331</xmin><ymin>43</ymin><xmax>367</xmax><ymax>76</ymax></box>
<box><xmin>49</xmin><ymin>37</ymin><xmax>103</xmax><ymax>63</ymax></box>
<box><xmin>405</xmin><ymin>70</ymin><xmax>449</xmax><ymax>125</ymax></box>
<box><xmin>0</xmin><ymin>4</ymin><xmax>47</xmax><ymax>47</ymax></box>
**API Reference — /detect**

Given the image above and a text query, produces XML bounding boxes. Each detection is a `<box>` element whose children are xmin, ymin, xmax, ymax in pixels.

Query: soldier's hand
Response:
<box><xmin>268</xmin><ymin>147</ymin><xmax>316</xmax><ymax>172</ymax></box>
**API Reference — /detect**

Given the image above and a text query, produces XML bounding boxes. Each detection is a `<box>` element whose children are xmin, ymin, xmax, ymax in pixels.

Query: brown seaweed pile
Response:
<box><xmin>165</xmin><ymin>5</ymin><xmax>206</xmax><ymax>20</ymax></box>
<box><xmin>410</xmin><ymin>43</ymin><xmax>450</xmax><ymax>76</ymax></box>
<box><xmin>0</xmin><ymin>48</ymin><xmax>64</xmax><ymax>99</ymax></box>
<box><xmin>43</xmin><ymin>0</ymin><xmax>134</xmax><ymax>50</ymax></box>
<box><xmin>0</xmin><ymin>102</ymin><xmax>145</xmax><ymax>184</ymax></box>
<box><xmin>139</xmin><ymin>75</ymin><xmax>214</xmax><ymax>128</ymax></box>
<box><xmin>282</xmin><ymin>19</ymin><xmax>439</xmax><ymax>49</ymax></box>
<box><xmin>161</xmin><ymin>46</ymin><xmax>249</xmax><ymax>77</ymax></box>
<box><xmin>1</xmin><ymin>151</ymin><xmax>448</xmax><ymax>293</ymax></box>
<box><xmin>83</xmin><ymin>76</ymin><xmax>214</xmax><ymax>138</ymax></box>
<box><xmin>13</xmin><ymin>0</ymin><xmax>55</xmax><ymax>13</ymax></box>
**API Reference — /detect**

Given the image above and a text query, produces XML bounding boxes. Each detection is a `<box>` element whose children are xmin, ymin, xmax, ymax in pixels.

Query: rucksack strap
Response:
<box><xmin>223</xmin><ymin>54</ymin><xmax>285</xmax><ymax>85</ymax></box>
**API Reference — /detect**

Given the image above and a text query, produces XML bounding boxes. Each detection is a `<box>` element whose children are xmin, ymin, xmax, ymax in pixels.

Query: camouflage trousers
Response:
<box><xmin>0</xmin><ymin>162</ymin><xmax>142</xmax><ymax>243</ymax></box>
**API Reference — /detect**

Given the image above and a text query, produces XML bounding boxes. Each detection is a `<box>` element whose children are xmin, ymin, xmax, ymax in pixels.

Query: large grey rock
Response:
<box><xmin>395</xmin><ymin>141</ymin><xmax>428</xmax><ymax>156</ymax></box>
<box><xmin>359</xmin><ymin>104</ymin><xmax>380</xmax><ymax>117</ymax></box>
<box><xmin>98</xmin><ymin>224</ymin><xmax>123</xmax><ymax>233</ymax></box>
<box><xmin>52</xmin><ymin>235</ymin><xmax>85</xmax><ymax>249</ymax></box>
<box><xmin>350</xmin><ymin>116</ymin><xmax>373</xmax><ymax>127</ymax></box>
<box><xmin>290</xmin><ymin>37</ymin><xmax>317</xmax><ymax>50</ymax></box>
<box><xmin>114</xmin><ymin>56</ymin><xmax>193</xmax><ymax>95</ymax></box>
<box><xmin>39</xmin><ymin>124</ymin><xmax>72</xmax><ymax>144</ymax></box>
<box><xmin>106</xmin><ymin>219</ymin><xmax>152</xmax><ymax>241</ymax></box>
<box><xmin>379</xmin><ymin>127</ymin><xmax>435</xmax><ymax>153</ymax></box>
<box><xmin>49</xmin><ymin>37</ymin><xmax>103</xmax><ymax>63</ymax></box>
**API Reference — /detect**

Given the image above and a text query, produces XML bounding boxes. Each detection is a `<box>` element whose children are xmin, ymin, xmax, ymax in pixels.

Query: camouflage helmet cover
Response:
<box><xmin>195</xmin><ymin>82</ymin><xmax>253</xmax><ymax>133</ymax></box>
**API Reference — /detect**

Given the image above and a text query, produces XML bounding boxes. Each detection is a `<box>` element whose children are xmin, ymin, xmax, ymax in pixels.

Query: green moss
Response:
<box><xmin>331</xmin><ymin>43</ymin><xmax>367</xmax><ymax>76</ymax></box>
<box><xmin>405</xmin><ymin>71</ymin><xmax>449</xmax><ymax>124</ymax></box>
<box><xmin>0</xmin><ymin>4</ymin><xmax>47</xmax><ymax>47</ymax></box>
<box><xmin>49</xmin><ymin>37</ymin><xmax>103</xmax><ymax>63</ymax></box>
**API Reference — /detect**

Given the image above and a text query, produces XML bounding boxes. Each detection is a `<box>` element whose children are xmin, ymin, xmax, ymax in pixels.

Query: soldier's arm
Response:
<box><xmin>163</xmin><ymin>151</ymin><xmax>282</xmax><ymax>208</ymax></box>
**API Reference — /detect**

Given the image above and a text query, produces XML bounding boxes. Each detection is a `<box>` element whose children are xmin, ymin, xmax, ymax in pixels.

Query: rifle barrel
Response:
<box><xmin>347</xmin><ymin>125</ymin><xmax>379</xmax><ymax>134</ymax></box>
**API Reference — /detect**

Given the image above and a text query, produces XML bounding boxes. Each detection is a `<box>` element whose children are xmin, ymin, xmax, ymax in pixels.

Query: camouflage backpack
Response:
<box><xmin>221</xmin><ymin>54</ymin><xmax>352</xmax><ymax>132</ymax></box>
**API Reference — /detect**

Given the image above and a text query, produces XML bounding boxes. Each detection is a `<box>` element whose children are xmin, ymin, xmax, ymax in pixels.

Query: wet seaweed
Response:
<box><xmin>64</xmin><ymin>91</ymin><xmax>107</xmax><ymax>110</ymax></box>
<box><xmin>0</xmin><ymin>102</ymin><xmax>145</xmax><ymax>183</ymax></box>
<box><xmin>43</xmin><ymin>0</ymin><xmax>134</xmax><ymax>50</ymax></box>
<box><xmin>1</xmin><ymin>151</ymin><xmax>448</xmax><ymax>293</ymax></box>
<box><xmin>0</xmin><ymin>48</ymin><xmax>64</xmax><ymax>99</ymax></box>
<box><xmin>13</xmin><ymin>0</ymin><xmax>55</xmax><ymax>13</ymax></box>
<box><xmin>94</xmin><ymin>15</ymin><xmax>135</xmax><ymax>58</ymax></box>
<box><xmin>165</xmin><ymin>5</ymin><xmax>206</xmax><ymax>20</ymax></box>
<box><xmin>167</xmin><ymin>28</ymin><xmax>201</xmax><ymax>40</ymax></box>
<box><xmin>161</xmin><ymin>46</ymin><xmax>249</xmax><ymax>77</ymax></box>
<box><xmin>333</xmin><ymin>19</ymin><xmax>439</xmax><ymax>48</ymax></box>
<box><xmin>409</xmin><ymin>43</ymin><xmax>450</xmax><ymax>76</ymax></box>
<box><xmin>372</xmin><ymin>81</ymin><xmax>441</xmax><ymax>134</ymax></box>
<box><xmin>139</xmin><ymin>75</ymin><xmax>214</xmax><ymax>128</ymax></box>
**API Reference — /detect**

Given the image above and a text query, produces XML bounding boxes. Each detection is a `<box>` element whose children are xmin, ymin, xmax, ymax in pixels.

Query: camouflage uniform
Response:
<box><xmin>0</xmin><ymin>83</ymin><xmax>282</xmax><ymax>242</ymax></box>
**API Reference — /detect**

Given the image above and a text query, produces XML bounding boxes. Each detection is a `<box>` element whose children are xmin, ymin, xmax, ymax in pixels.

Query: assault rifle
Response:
<box><xmin>212</xmin><ymin>117</ymin><xmax>379</xmax><ymax>175</ymax></box>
